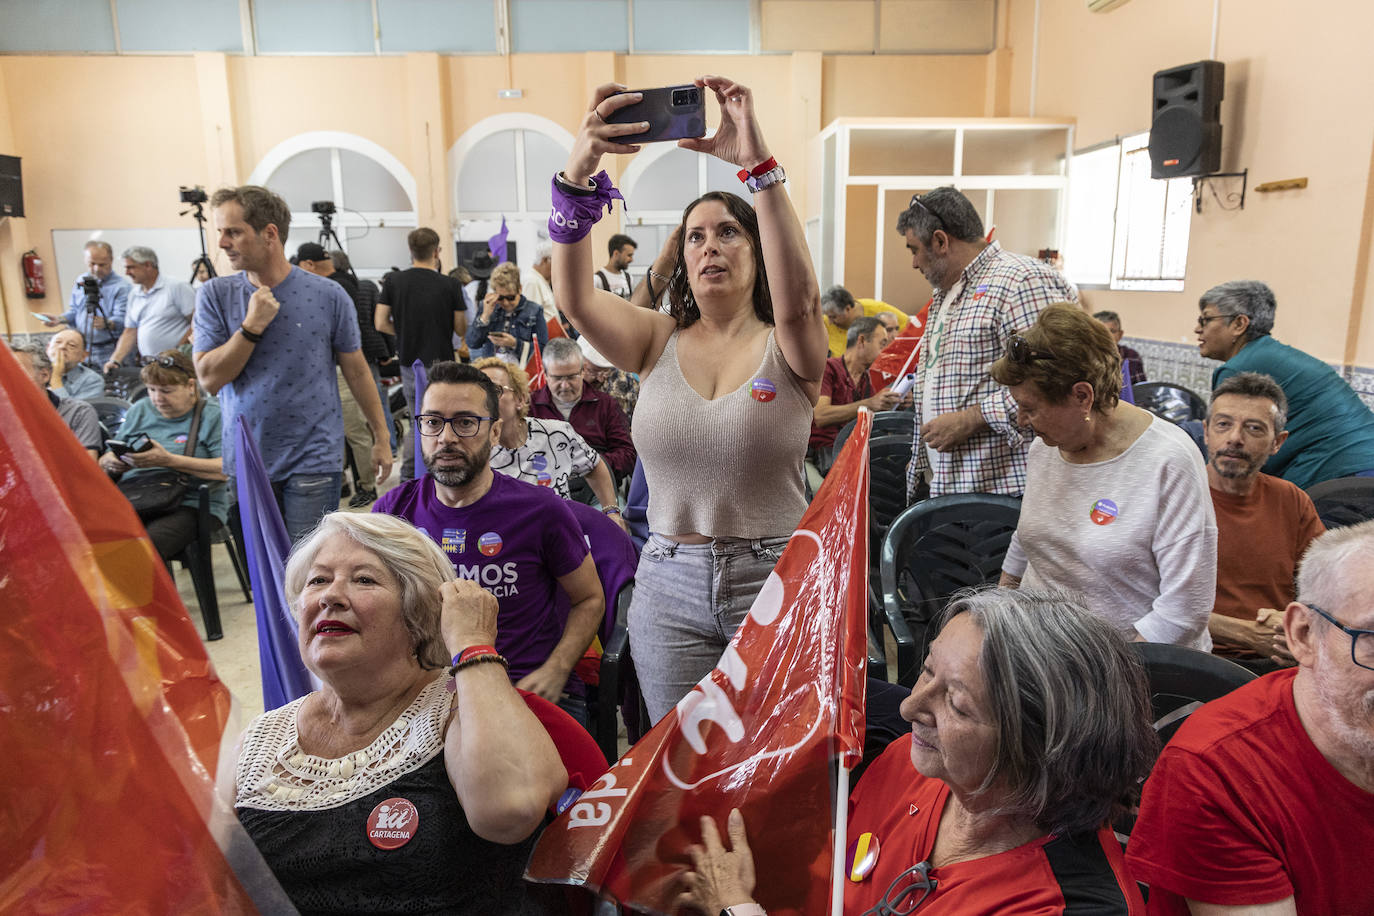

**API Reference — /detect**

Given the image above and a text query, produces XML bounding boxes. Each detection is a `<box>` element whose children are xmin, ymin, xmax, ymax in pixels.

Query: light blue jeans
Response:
<box><xmin>628</xmin><ymin>533</ymin><xmax>788</xmax><ymax>723</ymax></box>
<box><xmin>272</xmin><ymin>472</ymin><xmax>343</xmax><ymax>545</ymax></box>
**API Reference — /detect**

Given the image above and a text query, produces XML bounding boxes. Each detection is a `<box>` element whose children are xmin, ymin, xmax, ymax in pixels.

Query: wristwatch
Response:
<box><xmin>720</xmin><ymin>905</ymin><xmax>767</xmax><ymax>916</ymax></box>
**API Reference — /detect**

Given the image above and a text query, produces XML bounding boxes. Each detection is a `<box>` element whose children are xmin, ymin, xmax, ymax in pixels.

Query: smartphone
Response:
<box><xmin>605</xmin><ymin>85</ymin><xmax>706</xmax><ymax>145</ymax></box>
<box><xmin>109</xmin><ymin>433</ymin><xmax>152</xmax><ymax>457</ymax></box>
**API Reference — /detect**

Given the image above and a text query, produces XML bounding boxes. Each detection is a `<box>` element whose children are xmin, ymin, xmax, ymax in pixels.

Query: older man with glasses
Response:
<box><xmin>1128</xmin><ymin>519</ymin><xmax>1374</xmax><ymax>915</ymax></box>
<box><xmin>1196</xmin><ymin>279</ymin><xmax>1374</xmax><ymax>489</ymax></box>
<box><xmin>895</xmin><ymin>187</ymin><xmax>1077</xmax><ymax>501</ymax></box>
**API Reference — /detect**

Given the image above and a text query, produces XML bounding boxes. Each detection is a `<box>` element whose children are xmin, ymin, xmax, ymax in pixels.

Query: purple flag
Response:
<box><xmin>488</xmin><ymin>216</ymin><xmax>509</xmax><ymax>264</ymax></box>
<box><xmin>234</xmin><ymin>417</ymin><xmax>314</xmax><ymax>710</ymax></box>
<box><xmin>1120</xmin><ymin>360</ymin><xmax>1135</xmax><ymax>405</ymax></box>
<box><xmin>412</xmin><ymin>359</ymin><xmax>429</xmax><ymax>480</ymax></box>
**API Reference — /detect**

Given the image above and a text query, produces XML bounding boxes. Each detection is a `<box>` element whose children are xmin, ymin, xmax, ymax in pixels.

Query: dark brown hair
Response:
<box><xmin>210</xmin><ymin>186</ymin><xmax>291</xmax><ymax>243</ymax></box>
<box><xmin>666</xmin><ymin>191</ymin><xmax>773</xmax><ymax>329</ymax></box>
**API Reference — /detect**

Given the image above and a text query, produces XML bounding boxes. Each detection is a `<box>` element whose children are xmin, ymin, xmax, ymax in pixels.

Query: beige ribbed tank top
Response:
<box><xmin>633</xmin><ymin>329</ymin><xmax>811</xmax><ymax>538</ymax></box>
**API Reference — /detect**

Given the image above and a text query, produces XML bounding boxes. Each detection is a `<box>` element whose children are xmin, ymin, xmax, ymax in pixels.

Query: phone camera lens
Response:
<box><xmin>673</xmin><ymin>88</ymin><xmax>699</xmax><ymax>107</ymax></box>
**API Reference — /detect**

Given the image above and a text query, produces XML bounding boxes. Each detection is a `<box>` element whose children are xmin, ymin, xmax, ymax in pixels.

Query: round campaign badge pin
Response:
<box><xmin>536</xmin><ymin>471</ymin><xmax>553</xmax><ymax>488</ymax></box>
<box><xmin>530</xmin><ymin>454</ymin><xmax>548</xmax><ymax>471</ymax></box>
<box><xmin>366</xmin><ymin>797</ymin><xmax>419</xmax><ymax>850</ymax></box>
<box><xmin>847</xmin><ymin>832</ymin><xmax>881</xmax><ymax>882</ymax></box>
<box><xmin>750</xmin><ymin>377</ymin><xmax>777</xmax><ymax>403</ymax></box>
<box><xmin>1090</xmin><ymin>498</ymin><xmax>1119</xmax><ymax>526</ymax></box>
<box><xmin>555</xmin><ymin>787</ymin><xmax>583</xmax><ymax>815</ymax></box>
<box><xmin>478</xmin><ymin>532</ymin><xmax>503</xmax><ymax>556</ymax></box>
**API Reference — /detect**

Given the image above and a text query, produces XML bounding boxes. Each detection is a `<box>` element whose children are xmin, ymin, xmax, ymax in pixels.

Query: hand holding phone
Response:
<box><xmin>604</xmin><ymin>85</ymin><xmax>706</xmax><ymax>145</ymax></box>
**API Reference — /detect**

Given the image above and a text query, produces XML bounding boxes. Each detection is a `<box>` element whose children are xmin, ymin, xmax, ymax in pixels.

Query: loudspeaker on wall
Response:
<box><xmin>1149</xmin><ymin>60</ymin><xmax>1224</xmax><ymax>179</ymax></box>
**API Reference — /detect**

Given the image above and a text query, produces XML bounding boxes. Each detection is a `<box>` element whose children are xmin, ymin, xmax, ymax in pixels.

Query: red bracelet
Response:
<box><xmin>736</xmin><ymin>156</ymin><xmax>778</xmax><ymax>183</ymax></box>
<box><xmin>452</xmin><ymin>644</ymin><xmax>499</xmax><ymax>666</ymax></box>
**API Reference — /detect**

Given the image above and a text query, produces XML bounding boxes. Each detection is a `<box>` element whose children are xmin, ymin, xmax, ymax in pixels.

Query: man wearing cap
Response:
<box><xmin>577</xmin><ymin>334</ymin><xmax>640</xmax><ymax>421</ymax></box>
<box><xmin>105</xmin><ymin>246</ymin><xmax>197</xmax><ymax>371</ymax></box>
<box><xmin>374</xmin><ymin>227</ymin><xmax>468</xmax><ymax>481</ymax></box>
<box><xmin>529</xmin><ymin>336</ymin><xmax>636</xmax><ymax>484</ymax></box>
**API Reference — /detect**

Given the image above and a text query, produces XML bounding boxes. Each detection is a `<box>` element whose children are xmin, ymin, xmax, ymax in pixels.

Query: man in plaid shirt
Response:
<box><xmin>897</xmin><ymin>187</ymin><xmax>1078</xmax><ymax>500</ymax></box>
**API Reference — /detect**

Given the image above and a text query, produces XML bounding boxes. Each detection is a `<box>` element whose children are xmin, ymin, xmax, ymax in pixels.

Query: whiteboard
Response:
<box><xmin>51</xmin><ymin>227</ymin><xmax>213</xmax><ymax>305</ymax></box>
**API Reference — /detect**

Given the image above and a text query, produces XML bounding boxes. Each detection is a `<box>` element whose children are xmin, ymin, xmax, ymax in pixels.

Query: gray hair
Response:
<box><xmin>1296</xmin><ymin>520</ymin><xmax>1374</xmax><ymax>628</ymax></box>
<box><xmin>533</xmin><ymin>241</ymin><xmax>552</xmax><ymax>263</ymax></box>
<box><xmin>1209</xmin><ymin>371</ymin><xmax>1288</xmax><ymax>431</ymax></box>
<box><xmin>820</xmin><ymin>285</ymin><xmax>856</xmax><ymax>316</ymax></box>
<box><xmin>895</xmin><ymin>186</ymin><xmax>985</xmax><ymax>245</ymax></box>
<box><xmin>122</xmin><ymin>246</ymin><xmax>158</xmax><ymax>268</ymax></box>
<box><xmin>11</xmin><ymin>340</ymin><xmax>52</xmax><ymax>372</ymax></box>
<box><xmin>1199</xmin><ymin>280</ymin><xmax>1275</xmax><ymax>341</ymax></box>
<box><xmin>283</xmin><ymin>512</ymin><xmax>455</xmax><ymax>669</ymax></box>
<box><xmin>84</xmin><ymin>240</ymin><xmax>113</xmax><ymax>257</ymax></box>
<box><xmin>328</xmin><ymin>249</ymin><xmax>352</xmax><ymax>271</ymax></box>
<box><xmin>543</xmin><ymin>336</ymin><xmax>582</xmax><ymax>366</ymax></box>
<box><xmin>1092</xmin><ymin>310</ymin><xmax>1121</xmax><ymax>327</ymax></box>
<box><xmin>846</xmin><ymin>316</ymin><xmax>883</xmax><ymax>348</ymax></box>
<box><xmin>939</xmin><ymin>586</ymin><xmax>1157</xmax><ymax>836</ymax></box>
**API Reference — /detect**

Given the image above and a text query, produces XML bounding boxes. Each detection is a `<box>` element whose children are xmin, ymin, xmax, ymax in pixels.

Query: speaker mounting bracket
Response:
<box><xmin>1192</xmin><ymin>169</ymin><xmax>1248</xmax><ymax>213</ymax></box>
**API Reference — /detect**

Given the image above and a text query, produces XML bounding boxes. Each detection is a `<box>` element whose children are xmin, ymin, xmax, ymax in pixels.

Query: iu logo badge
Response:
<box><xmin>478</xmin><ymin>532</ymin><xmax>503</xmax><ymax>556</ymax></box>
<box><xmin>1090</xmin><ymin>498</ymin><xmax>1119</xmax><ymax>526</ymax></box>
<box><xmin>367</xmin><ymin>797</ymin><xmax>419</xmax><ymax>850</ymax></box>
<box><xmin>750</xmin><ymin>378</ymin><xmax>777</xmax><ymax>403</ymax></box>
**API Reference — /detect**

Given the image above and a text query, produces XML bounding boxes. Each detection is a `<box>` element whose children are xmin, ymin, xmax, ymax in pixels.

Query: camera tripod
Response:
<box><xmin>180</xmin><ymin>197</ymin><xmax>216</xmax><ymax>282</ymax></box>
<box><xmin>315</xmin><ymin>207</ymin><xmax>358</xmax><ymax>284</ymax></box>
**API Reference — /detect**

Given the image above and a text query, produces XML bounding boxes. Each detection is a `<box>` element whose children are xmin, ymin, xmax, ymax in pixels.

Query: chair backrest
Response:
<box><xmin>563</xmin><ymin>499</ymin><xmax>640</xmax><ymax>643</ymax></box>
<box><xmin>833</xmin><ymin>410</ymin><xmax>914</xmax><ymax>458</ymax></box>
<box><xmin>1133</xmin><ymin>382</ymin><xmax>1207</xmax><ymax>424</ymax></box>
<box><xmin>103</xmin><ymin>366</ymin><xmax>144</xmax><ymax>400</ymax></box>
<box><xmin>879</xmin><ymin>494</ymin><xmax>1021</xmax><ymax>678</ymax></box>
<box><xmin>85</xmin><ymin>396</ymin><xmax>132</xmax><ymax>438</ymax></box>
<box><xmin>868</xmin><ymin>434</ymin><xmax>914</xmax><ymax>551</ymax></box>
<box><xmin>1306</xmin><ymin>476</ymin><xmax>1374</xmax><ymax>529</ymax></box>
<box><xmin>1128</xmin><ymin>642</ymin><xmax>1256</xmax><ymax>744</ymax></box>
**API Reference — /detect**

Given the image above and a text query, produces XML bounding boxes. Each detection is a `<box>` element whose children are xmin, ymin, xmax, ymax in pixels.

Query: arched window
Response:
<box><xmin>618</xmin><ymin>142</ymin><xmax>742</xmax><ymax>282</ymax></box>
<box><xmin>450</xmin><ymin>115</ymin><xmax>573</xmax><ymax>272</ymax></box>
<box><xmin>249</xmin><ymin>132</ymin><xmax>418</xmax><ymax>279</ymax></box>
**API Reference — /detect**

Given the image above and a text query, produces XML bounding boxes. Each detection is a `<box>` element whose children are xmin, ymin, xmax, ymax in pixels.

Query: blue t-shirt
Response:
<box><xmin>373</xmin><ymin>472</ymin><xmax>590</xmax><ymax>695</ymax></box>
<box><xmin>118</xmin><ymin>397</ymin><xmax>227</xmax><ymax>522</ymax></box>
<box><xmin>193</xmin><ymin>266</ymin><xmax>360</xmax><ymax>479</ymax></box>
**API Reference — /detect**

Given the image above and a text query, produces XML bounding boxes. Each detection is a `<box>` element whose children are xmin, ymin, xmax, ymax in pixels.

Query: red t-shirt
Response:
<box><xmin>810</xmin><ymin>356</ymin><xmax>873</xmax><ymax>450</ymax></box>
<box><xmin>1126</xmin><ymin>669</ymin><xmax>1374</xmax><ymax>913</ymax></box>
<box><xmin>844</xmin><ymin>735</ymin><xmax>1143</xmax><ymax>914</ymax></box>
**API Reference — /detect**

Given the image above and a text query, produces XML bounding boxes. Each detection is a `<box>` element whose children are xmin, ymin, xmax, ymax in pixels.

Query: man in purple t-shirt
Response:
<box><xmin>374</xmin><ymin>361</ymin><xmax>603</xmax><ymax>724</ymax></box>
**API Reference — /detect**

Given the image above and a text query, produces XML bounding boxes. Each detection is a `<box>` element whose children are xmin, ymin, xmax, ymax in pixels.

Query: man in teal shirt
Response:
<box><xmin>1196</xmin><ymin>280</ymin><xmax>1374</xmax><ymax>489</ymax></box>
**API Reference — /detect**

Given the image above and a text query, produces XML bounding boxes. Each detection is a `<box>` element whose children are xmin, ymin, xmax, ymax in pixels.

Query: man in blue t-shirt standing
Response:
<box><xmin>193</xmin><ymin>185</ymin><xmax>393</xmax><ymax>543</ymax></box>
<box><xmin>373</xmin><ymin>361</ymin><xmax>603</xmax><ymax>725</ymax></box>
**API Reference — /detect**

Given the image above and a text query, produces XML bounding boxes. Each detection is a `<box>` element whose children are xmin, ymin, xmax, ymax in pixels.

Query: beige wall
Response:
<box><xmin>1006</xmin><ymin>0</ymin><xmax>1374</xmax><ymax>367</ymax></box>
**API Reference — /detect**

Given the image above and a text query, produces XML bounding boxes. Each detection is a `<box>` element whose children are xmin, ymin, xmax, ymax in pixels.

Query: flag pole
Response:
<box><xmin>830</xmin><ymin>761</ymin><xmax>851</xmax><ymax>915</ymax></box>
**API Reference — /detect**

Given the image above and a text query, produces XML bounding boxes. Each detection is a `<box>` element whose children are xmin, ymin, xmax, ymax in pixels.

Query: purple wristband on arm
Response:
<box><xmin>548</xmin><ymin>170</ymin><xmax>626</xmax><ymax>244</ymax></box>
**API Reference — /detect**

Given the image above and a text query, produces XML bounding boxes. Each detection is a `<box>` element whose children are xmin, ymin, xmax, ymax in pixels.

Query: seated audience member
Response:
<box><xmin>577</xmin><ymin>335</ymin><xmax>640</xmax><ymax>421</ymax></box>
<box><xmin>97</xmin><ymin>351</ymin><xmax>225</xmax><ymax>560</ymax></box>
<box><xmin>682</xmin><ymin>588</ymin><xmax>1154</xmax><ymax>915</ymax></box>
<box><xmin>12</xmin><ymin>341</ymin><xmax>102</xmax><ymax>458</ymax></box>
<box><xmin>522</xmin><ymin>241</ymin><xmax>558</xmax><ymax>324</ymax></box>
<box><xmin>1197</xmin><ymin>280</ymin><xmax>1374</xmax><ymax>488</ymax></box>
<box><xmin>1127</xmin><ymin>521</ymin><xmax>1374</xmax><ymax>914</ymax></box>
<box><xmin>234</xmin><ymin>511</ymin><xmax>573</xmax><ymax>915</ymax></box>
<box><xmin>1205</xmin><ymin>372</ymin><xmax>1325</xmax><ymax>669</ymax></box>
<box><xmin>474</xmin><ymin>356</ymin><xmax>627</xmax><ymax>532</ymax></box>
<box><xmin>373</xmin><ymin>361</ymin><xmax>603</xmax><ymax>725</ymax></box>
<box><xmin>46</xmin><ymin>328</ymin><xmax>105</xmax><ymax>400</ymax></box>
<box><xmin>820</xmin><ymin>285</ymin><xmax>908</xmax><ymax>357</ymax></box>
<box><xmin>529</xmin><ymin>337</ymin><xmax>636</xmax><ymax>483</ymax></box>
<box><xmin>873</xmin><ymin>309</ymin><xmax>900</xmax><ymax>337</ymax></box>
<box><xmin>993</xmin><ymin>305</ymin><xmax>1216</xmax><ymax>650</ymax></box>
<box><xmin>466</xmin><ymin>261</ymin><xmax>548</xmax><ymax>362</ymax></box>
<box><xmin>1093</xmin><ymin>309</ymin><xmax>1146</xmax><ymax>385</ymax></box>
<box><xmin>809</xmin><ymin>316</ymin><xmax>900</xmax><ymax>463</ymax></box>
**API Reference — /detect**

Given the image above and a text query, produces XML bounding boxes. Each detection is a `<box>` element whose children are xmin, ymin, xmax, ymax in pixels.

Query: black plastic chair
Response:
<box><xmin>172</xmin><ymin>484</ymin><xmax>251</xmax><ymax>642</ymax></box>
<box><xmin>86</xmin><ymin>395</ymin><xmax>132</xmax><ymax>440</ymax></box>
<box><xmin>1305</xmin><ymin>475</ymin><xmax>1374</xmax><ymax>529</ymax></box>
<box><xmin>879</xmin><ymin>494</ymin><xmax>1022</xmax><ymax>686</ymax></box>
<box><xmin>595</xmin><ymin>583</ymin><xmax>646</xmax><ymax>762</ymax></box>
<box><xmin>832</xmin><ymin>410</ymin><xmax>915</xmax><ymax>462</ymax></box>
<box><xmin>104</xmin><ymin>366</ymin><xmax>147</xmax><ymax>402</ymax></box>
<box><xmin>868</xmin><ymin>434</ymin><xmax>914</xmax><ymax>562</ymax></box>
<box><xmin>1134</xmin><ymin>382</ymin><xmax>1207</xmax><ymax>424</ymax></box>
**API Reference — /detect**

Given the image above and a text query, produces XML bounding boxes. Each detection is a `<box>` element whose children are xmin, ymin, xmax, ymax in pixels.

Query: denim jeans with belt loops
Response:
<box><xmin>628</xmin><ymin>532</ymin><xmax>788</xmax><ymax>724</ymax></box>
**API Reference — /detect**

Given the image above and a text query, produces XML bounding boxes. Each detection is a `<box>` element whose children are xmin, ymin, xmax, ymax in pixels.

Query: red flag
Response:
<box><xmin>868</xmin><ymin>299</ymin><xmax>930</xmax><ymax>392</ymax></box>
<box><xmin>547</xmin><ymin>316</ymin><xmax>567</xmax><ymax>340</ymax></box>
<box><xmin>526</xmin><ymin>412</ymin><xmax>872</xmax><ymax>914</ymax></box>
<box><xmin>0</xmin><ymin>342</ymin><xmax>277</xmax><ymax>911</ymax></box>
<box><xmin>526</xmin><ymin>337</ymin><xmax>546</xmax><ymax>390</ymax></box>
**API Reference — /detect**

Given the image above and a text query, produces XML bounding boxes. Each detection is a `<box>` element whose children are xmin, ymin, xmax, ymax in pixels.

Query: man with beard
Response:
<box><xmin>895</xmin><ymin>187</ymin><xmax>1076</xmax><ymax>500</ymax></box>
<box><xmin>1128</xmin><ymin>520</ymin><xmax>1374</xmax><ymax>915</ymax></box>
<box><xmin>372</xmin><ymin>361</ymin><xmax>603</xmax><ymax>725</ymax></box>
<box><xmin>1204</xmin><ymin>372</ymin><xmax>1325</xmax><ymax>670</ymax></box>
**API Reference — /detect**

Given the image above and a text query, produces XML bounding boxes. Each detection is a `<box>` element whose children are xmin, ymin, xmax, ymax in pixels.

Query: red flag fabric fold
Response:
<box><xmin>867</xmin><ymin>299</ymin><xmax>929</xmax><ymax>393</ymax></box>
<box><xmin>526</xmin><ymin>411</ymin><xmax>873</xmax><ymax>914</ymax></box>
<box><xmin>526</xmin><ymin>337</ymin><xmax>547</xmax><ymax>390</ymax></box>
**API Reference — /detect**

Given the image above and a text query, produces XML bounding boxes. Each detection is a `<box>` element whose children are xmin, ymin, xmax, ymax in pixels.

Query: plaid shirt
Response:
<box><xmin>907</xmin><ymin>243</ymin><xmax>1078</xmax><ymax>499</ymax></box>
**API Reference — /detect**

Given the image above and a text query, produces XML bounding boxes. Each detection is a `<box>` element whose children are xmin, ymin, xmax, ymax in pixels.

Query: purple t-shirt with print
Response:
<box><xmin>374</xmin><ymin>471</ymin><xmax>590</xmax><ymax>695</ymax></box>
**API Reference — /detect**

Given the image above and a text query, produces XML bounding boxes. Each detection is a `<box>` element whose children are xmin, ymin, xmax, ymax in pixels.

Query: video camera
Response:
<box><xmin>81</xmin><ymin>275</ymin><xmax>100</xmax><ymax>313</ymax></box>
<box><xmin>179</xmin><ymin>186</ymin><xmax>208</xmax><ymax>205</ymax></box>
<box><xmin>311</xmin><ymin>200</ymin><xmax>336</xmax><ymax>216</ymax></box>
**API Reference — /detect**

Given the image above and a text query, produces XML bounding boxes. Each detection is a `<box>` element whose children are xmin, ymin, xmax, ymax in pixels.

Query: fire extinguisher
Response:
<box><xmin>22</xmin><ymin>249</ymin><xmax>46</xmax><ymax>299</ymax></box>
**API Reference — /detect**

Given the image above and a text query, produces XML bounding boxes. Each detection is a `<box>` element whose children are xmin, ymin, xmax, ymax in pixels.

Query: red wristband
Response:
<box><xmin>452</xmin><ymin>644</ymin><xmax>499</xmax><ymax>666</ymax></box>
<box><xmin>737</xmin><ymin>156</ymin><xmax>778</xmax><ymax>183</ymax></box>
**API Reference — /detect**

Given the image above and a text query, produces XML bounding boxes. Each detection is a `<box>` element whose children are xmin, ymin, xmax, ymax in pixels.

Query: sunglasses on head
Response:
<box><xmin>908</xmin><ymin>193</ymin><xmax>947</xmax><ymax>235</ymax></box>
<box><xmin>1006</xmin><ymin>335</ymin><xmax>1056</xmax><ymax>364</ymax></box>
<box><xmin>140</xmin><ymin>354</ymin><xmax>192</xmax><ymax>376</ymax></box>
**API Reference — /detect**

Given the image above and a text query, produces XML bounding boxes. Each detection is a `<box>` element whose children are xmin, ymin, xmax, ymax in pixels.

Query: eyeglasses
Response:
<box><xmin>859</xmin><ymin>861</ymin><xmax>938</xmax><ymax>916</ymax></box>
<box><xmin>1304</xmin><ymin>604</ymin><xmax>1374</xmax><ymax>671</ymax></box>
<box><xmin>1006</xmin><ymin>335</ymin><xmax>1056</xmax><ymax>364</ymax></box>
<box><xmin>415</xmin><ymin>413</ymin><xmax>492</xmax><ymax>438</ymax></box>
<box><xmin>1196</xmin><ymin>313</ymin><xmax>1236</xmax><ymax>328</ymax></box>
<box><xmin>547</xmin><ymin>372</ymin><xmax>581</xmax><ymax>383</ymax></box>
<box><xmin>908</xmin><ymin>194</ymin><xmax>947</xmax><ymax>235</ymax></box>
<box><xmin>495</xmin><ymin>294</ymin><xmax>519</xmax><ymax>303</ymax></box>
<box><xmin>139</xmin><ymin>354</ymin><xmax>192</xmax><ymax>376</ymax></box>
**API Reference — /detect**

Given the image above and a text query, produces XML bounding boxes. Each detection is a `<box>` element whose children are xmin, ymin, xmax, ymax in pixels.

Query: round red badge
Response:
<box><xmin>367</xmin><ymin>797</ymin><xmax>419</xmax><ymax>850</ymax></box>
<box><xmin>750</xmin><ymin>377</ymin><xmax>777</xmax><ymax>402</ymax></box>
<box><xmin>1090</xmin><ymin>498</ymin><xmax>1119</xmax><ymax>526</ymax></box>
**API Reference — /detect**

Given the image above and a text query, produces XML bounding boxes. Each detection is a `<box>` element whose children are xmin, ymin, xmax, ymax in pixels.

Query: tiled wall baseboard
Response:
<box><xmin>1126</xmin><ymin>337</ymin><xmax>1374</xmax><ymax>413</ymax></box>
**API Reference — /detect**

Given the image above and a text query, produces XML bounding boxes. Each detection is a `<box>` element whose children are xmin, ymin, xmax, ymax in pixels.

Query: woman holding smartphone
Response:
<box><xmin>550</xmin><ymin>76</ymin><xmax>828</xmax><ymax>722</ymax></box>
